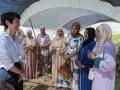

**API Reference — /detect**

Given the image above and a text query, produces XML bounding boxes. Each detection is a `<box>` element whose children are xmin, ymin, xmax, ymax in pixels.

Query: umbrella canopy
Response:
<box><xmin>0</xmin><ymin>0</ymin><xmax>39</xmax><ymax>24</ymax></box>
<box><xmin>23</xmin><ymin>7</ymin><xmax>113</xmax><ymax>30</ymax></box>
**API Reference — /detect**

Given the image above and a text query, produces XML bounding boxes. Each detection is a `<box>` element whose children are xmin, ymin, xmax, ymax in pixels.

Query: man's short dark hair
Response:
<box><xmin>1</xmin><ymin>12</ymin><xmax>20</xmax><ymax>29</ymax></box>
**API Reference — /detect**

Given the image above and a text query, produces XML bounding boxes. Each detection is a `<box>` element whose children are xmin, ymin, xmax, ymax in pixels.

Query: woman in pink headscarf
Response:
<box><xmin>23</xmin><ymin>30</ymin><xmax>37</xmax><ymax>79</ymax></box>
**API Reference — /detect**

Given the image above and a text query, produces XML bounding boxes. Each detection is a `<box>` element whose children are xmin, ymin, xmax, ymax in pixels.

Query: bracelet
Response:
<box><xmin>94</xmin><ymin>57</ymin><xmax>100</xmax><ymax>68</ymax></box>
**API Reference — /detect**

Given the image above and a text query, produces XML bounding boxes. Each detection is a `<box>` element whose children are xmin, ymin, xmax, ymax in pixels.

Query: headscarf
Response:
<box><xmin>16</xmin><ymin>28</ymin><xmax>26</xmax><ymax>41</ymax></box>
<box><xmin>26</xmin><ymin>30</ymin><xmax>34</xmax><ymax>39</ymax></box>
<box><xmin>55</xmin><ymin>27</ymin><xmax>64</xmax><ymax>40</ymax></box>
<box><xmin>51</xmin><ymin>27</ymin><xmax>64</xmax><ymax>51</ymax></box>
<box><xmin>93</xmin><ymin>24</ymin><xmax>112</xmax><ymax>58</ymax></box>
<box><xmin>17</xmin><ymin>28</ymin><xmax>25</xmax><ymax>37</ymax></box>
<box><xmin>82</xmin><ymin>27</ymin><xmax>95</xmax><ymax>47</ymax></box>
<box><xmin>71</xmin><ymin>21</ymin><xmax>83</xmax><ymax>38</ymax></box>
<box><xmin>98</xmin><ymin>24</ymin><xmax>112</xmax><ymax>44</ymax></box>
<box><xmin>26</xmin><ymin>30</ymin><xmax>32</xmax><ymax>33</ymax></box>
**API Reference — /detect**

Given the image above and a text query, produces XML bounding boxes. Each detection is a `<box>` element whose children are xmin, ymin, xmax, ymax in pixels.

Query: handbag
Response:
<box><xmin>88</xmin><ymin>68</ymin><xmax>94</xmax><ymax>80</ymax></box>
<box><xmin>63</xmin><ymin>56</ymin><xmax>71</xmax><ymax>63</ymax></box>
<box><xmin>58</xmin><ymin>62</ymin><xmax>72</xmax><ymax>82</ymax></box>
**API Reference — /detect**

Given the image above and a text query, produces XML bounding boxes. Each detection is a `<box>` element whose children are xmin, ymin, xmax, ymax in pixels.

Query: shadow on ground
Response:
<box><xmin>32</xmin><ymin>84</ymin><xmax>70</xmax><ymax>90</ymax></box>
<box><xmin>32</xmin><ymin>84</ymin><xmax>48</xmax><ymax>90</ymax></box>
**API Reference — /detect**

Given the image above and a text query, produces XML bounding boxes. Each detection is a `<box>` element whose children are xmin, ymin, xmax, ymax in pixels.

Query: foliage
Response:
<box><xmin>112</xmin><ymin>34</ymin><xmax>120</xmax><ymax>47</ymax></box>
<box><xmin>113</xmin><ymin>34</ymin><xmax>120</xmax><ymax>90</ymax></box>
<box><xmin>116</xmin><ymin>47</ymin><xmax>120</xmax><ymax>78</ymax></box>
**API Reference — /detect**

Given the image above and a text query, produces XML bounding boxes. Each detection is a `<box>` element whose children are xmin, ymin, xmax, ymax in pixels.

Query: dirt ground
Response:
<box><xmin>24</xmin><ymin>75</ymin><xmax>71</xmax><ymax>90</ymax></box>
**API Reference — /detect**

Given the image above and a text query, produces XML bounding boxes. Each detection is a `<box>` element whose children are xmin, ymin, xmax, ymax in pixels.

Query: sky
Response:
<box><xmin>0</xmin><ymin>21</ymin><xmax>120</xmax><ymax>39</ymax></box>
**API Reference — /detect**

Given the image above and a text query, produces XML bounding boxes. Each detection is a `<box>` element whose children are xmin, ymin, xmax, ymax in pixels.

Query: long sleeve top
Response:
<box><xmin>0</xmin><ymin>32</ymin><xmax>24</xmax><ymax>71</ymax></box>
<box><xmin>77</xmin><ymin>41</ymin><xmax>96</xmax><ymax>68</ymax></box>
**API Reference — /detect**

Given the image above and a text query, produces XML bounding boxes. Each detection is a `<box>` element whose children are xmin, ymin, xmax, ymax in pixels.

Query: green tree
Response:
<box><xmin>116</xmin><ymin>47</ymin><xmax>120</xmax><ymax>78</ymax></box>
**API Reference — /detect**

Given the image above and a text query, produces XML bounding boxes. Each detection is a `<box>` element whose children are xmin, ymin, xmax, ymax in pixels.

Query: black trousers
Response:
<box><xmin>7</xmin><ymin>62</ymin><xmax>23</xmax><ymax>90</ymax></box>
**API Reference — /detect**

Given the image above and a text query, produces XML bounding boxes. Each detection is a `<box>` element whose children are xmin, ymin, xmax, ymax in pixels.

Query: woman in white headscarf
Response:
<box><xmin>22</xmin><ymin>30</ymin><xmax>37</xmax><ymax>79</ymax></box>
<box><xmin>88</xmin><ymin>24</ymin><xmax>116</xmax><ymax>90</ymax></box>
<box><xmin>50</xmin><ymin>27</ymin><xmax>65</xmax><ymax>87</ymax></box>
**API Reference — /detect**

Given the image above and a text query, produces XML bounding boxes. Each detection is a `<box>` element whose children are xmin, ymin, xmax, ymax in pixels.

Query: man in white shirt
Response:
<box><xmin>0</xmin><ymin>12</ymin><xmax>26</xmax><ymax>90</ymax></box>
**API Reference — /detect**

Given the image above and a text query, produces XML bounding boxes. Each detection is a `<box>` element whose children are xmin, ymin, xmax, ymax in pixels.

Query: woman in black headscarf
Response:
<box><xmin>77</xmin><ymin>27</ymin><xmax>96</xmax><ymax>90</ymax></box>
<box><xmin>82</xmin><ymin>27</ymin><xmax>96</xmax><ymax>47</ymax></box>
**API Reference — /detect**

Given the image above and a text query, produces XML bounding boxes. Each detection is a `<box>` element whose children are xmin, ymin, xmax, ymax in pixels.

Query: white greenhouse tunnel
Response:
<box><xmin>20</xmin><ymin>0</ymin><xmax>120</xmax><ymax>30</ymax></box>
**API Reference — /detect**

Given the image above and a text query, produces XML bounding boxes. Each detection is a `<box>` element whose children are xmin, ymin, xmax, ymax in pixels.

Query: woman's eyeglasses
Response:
<box><xmin>57</xmin><ymin>31</ymin><xmax>62</xmax><ymax>32</ymax></box>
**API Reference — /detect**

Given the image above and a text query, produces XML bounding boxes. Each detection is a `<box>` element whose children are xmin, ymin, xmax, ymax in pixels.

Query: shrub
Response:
<box><xmin>116</xmin><ymin>46</ymin><xmax>120</xmax><ymax>78</ymax></box>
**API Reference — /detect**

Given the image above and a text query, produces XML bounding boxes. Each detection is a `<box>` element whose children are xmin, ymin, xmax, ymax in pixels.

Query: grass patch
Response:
<box><xmin>115</xmin><ymin>77</ymin><xmax>120</xmax><ymax>90</ymax></box>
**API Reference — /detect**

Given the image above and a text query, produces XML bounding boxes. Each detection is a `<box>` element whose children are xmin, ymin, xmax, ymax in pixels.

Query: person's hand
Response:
<box><xmin>44</xmin><ymin>45</ymin><xmax>49</xmax><ymax>49</ymax></box>
<box><xmin>25</xmin><ymin>45</ymin><xmax>34</xmax><ymax>50</ymax></box>
<box><xmin>52</xmin><ymin>48</ymin><xmax>56</xmax><ymax>52</ymax></box>
<box><xmin>61</xmin><ymin>48</ymin><xmax>66</xmax><ymax>52</ymax></box>
<box><xmin>58</xmin><ymin>52</ymin><xmax>64</xmax><ymax>56</ymax></box>
<box><xmin>63</xmin><ymin>55</ymin><xmax>71</xmax><ymax>63</ymax></box>
<box><xmin>29</xmin><ymin>46</ymin><xmax>34</xmax><ymax>49</ymax></box>
<box><xmin>88</xmin><ymin>52</ymin><xmax>94</xmax><ymax>60</ymax></box>
<box><xmin>64</xmin><ymin>42</ymin><xmax>70</xmax><ymax>46</ymax></box>
<box><xmin>64</xmin><ymin>55</ymin><xmax>71</xmax><ymax>59</ymax></box>
<box><xmin>18</xmin><ymin>76</ymin><xmax>23</xmax><ymax>83</ymax></box>
<box><xmin>18</xmin><ymin>71</ymin><xmax>26</xmax><ymax>83</ymax></box>
<box><xmin>75</xmin><ymin>61</ymin><xmax>81</xmax><ymax>67</ymax></box>
<box><xmin>41</xmin><ymin>45</ymin><xmax>49</xmax><ymax>49</ymax></box>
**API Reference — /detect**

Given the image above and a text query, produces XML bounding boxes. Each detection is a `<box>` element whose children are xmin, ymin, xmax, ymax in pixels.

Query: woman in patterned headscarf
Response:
<box><xmin>63</xmin><ymin>21</ymin><xmax>84</xmax><ymax>90</ymax></box>
<box><xmin>88</xmin><ymin>24</ymin><xmax>117</xmax><ymax>90</ymax></box>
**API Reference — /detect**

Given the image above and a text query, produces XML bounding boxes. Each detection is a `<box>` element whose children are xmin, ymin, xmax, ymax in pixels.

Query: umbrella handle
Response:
<box><xmin>29</xmin><ymin>17</ymin><xmax>36</xmax><ymax>39</ymax></box>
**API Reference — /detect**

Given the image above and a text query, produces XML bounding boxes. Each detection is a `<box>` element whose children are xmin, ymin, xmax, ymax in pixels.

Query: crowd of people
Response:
<box><xmin>0</xmin><ymin>12</ymin><xmax>117</xmax><ymax>90</ymax></box>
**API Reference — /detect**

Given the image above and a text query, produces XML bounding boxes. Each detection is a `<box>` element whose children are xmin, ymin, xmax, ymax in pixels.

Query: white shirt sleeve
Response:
<box><xmin>16</xmin><ymin>37</ymin><xmax>25</xmax><ymax>62</ymax></box>
<box><xmin>0</xmin><ymin>39</ymin><xmax>14</xmax><ymax>71</ymax></box>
